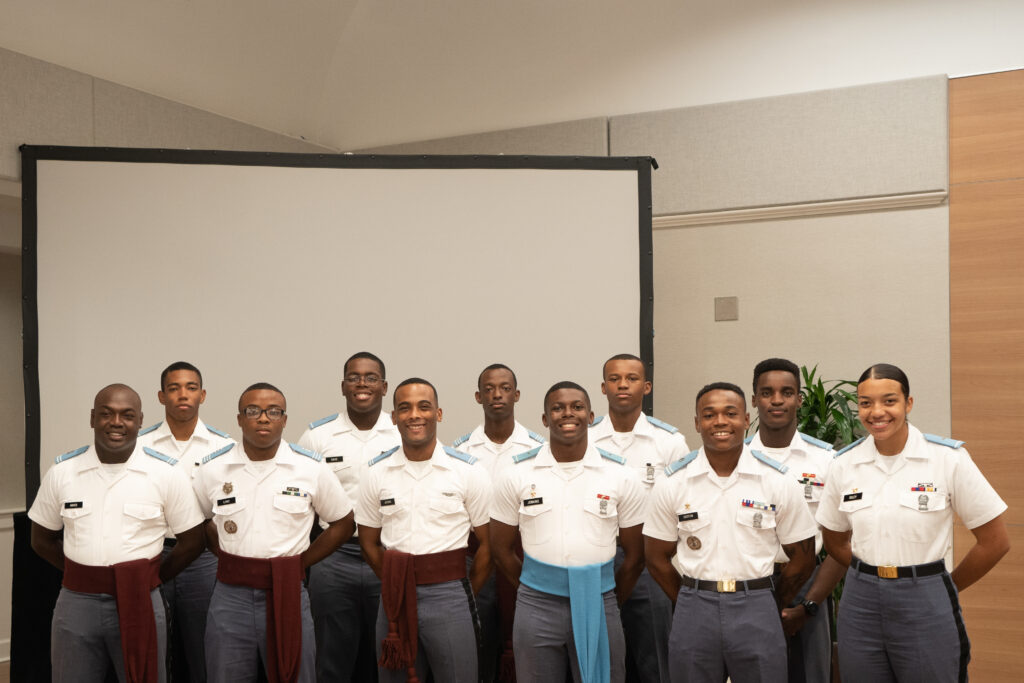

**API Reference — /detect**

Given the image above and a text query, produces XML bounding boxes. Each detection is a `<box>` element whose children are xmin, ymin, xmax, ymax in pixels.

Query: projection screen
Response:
<box><xmin>21</xmin><ymin>147</ymin><xmax>654</xmax><ymax>503</ymax></box>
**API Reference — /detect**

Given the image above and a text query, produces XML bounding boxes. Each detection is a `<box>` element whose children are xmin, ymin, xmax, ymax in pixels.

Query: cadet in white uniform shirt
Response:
<box><xmin>589</xmin><ymin>354</ymin><xmax>688</xmax><ymax>683</ymax></box>
<box><xmin>298</xmin><ymin>352</ymin><xmax>400</xmax><ymax>683</ymax></box>
<box><xmin>817</xmin><ymin>364</ymin><xmax>1009</xmax><ymax>683</ymax></box>
<box><xmin>137</xmin><ymin>361</ymin><xmax>234</xmax><ymax>683</ymax></box>
<box><xmin>492</xmin><ymin>381</ymin><xmax>646</xmax><ymax>683</ymax></box>
<box><xmin>193</xmin><ymin>383</ymin><xmax>355</xmax><ymax>683</ymax></box>
<box><xmin>644</xmin><ymin>382</ymin><xmax>817</xmax><ymax>683</ymax></box>
<box><xmin>746</xmin><ymin>358</ymin><xmax>845</xmax><ymax>683</ymax></box>
<box><xmin>358</xmin><ymin>378</ymin><xmax>492</xmax><ymax>683</ymax></box>
<box><xmin>30</xmin><ymin>383</ymin><xmax>205</xmax><ymax>683</ymax></box>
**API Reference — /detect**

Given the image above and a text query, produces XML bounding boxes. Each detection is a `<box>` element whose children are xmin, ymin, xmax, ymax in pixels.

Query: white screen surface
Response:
<box><xmin>29</xmin><ymin>154</ymin><xmax>647</xmax><ymax>479</ymax></box>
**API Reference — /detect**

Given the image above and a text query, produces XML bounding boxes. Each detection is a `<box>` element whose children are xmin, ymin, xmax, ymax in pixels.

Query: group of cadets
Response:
<box><xmin>27</xmin><ymin>353</ymin><xmax>1008</xmax><ymax>683</ymax></box>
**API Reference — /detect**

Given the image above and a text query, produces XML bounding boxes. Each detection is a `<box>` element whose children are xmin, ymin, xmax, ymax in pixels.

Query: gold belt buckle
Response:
<box><xmin>877</xmin><ymin>565</ymin><xmax>899</xmax><ymax>579</ymax></box>
<box><xmin>717</xmin><ymin>579</ymin><xmax>736</xmax><ymax>593</ymax></box>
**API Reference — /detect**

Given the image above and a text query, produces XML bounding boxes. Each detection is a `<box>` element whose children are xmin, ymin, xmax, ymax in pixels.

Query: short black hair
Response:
<box><xmin>752</xmin><ymin>358</ymin><xmax>800</xmax><ymax>394</ymax></box>
<box><xmin>544</xmin><ymin>381</ymin><xmax>591</xmax><ymax>411</ymax></box>
<box><xmin>603</xmin><ymin>353</ymin><xmax>645</xmax><ymax>380</ymax></box>
<box><xmin>160</xmin><ymin>361</ymin><xmax>202</xmax><ymax>391</ymax></box>
<box><xmin>696</xmin><ymin>382</ymin><xmax>745</xmax><ymax>408</ymax></box>
<box><xmin>478</xmin><ymin>363</ymin><xmax>517</xmax><ymax>389</ymax></box>
<box><xmin>394</xmin><ymin>377</ymin><xmax>438</xmax><ymax>405</ymax></box>
<box><xmin>858</xmin><ymin>363</ymin><xmax>910</xmax><ymax>398</ymax></box>
<box><xmin>238</xmin><ymin>382</ymin><xmax>285</xmax><ymax>410</ymax></box>
<box><xmin>344</xmin><ymin>351</ymin><xmax>386</xmax><ymax>379</ymax></box>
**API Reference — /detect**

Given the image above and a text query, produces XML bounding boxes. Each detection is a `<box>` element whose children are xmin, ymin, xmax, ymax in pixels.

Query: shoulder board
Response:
<box><xmin>512</xmin><ymin>446</ymin><xmax>542</xmax><ymax>464</ymax></box>
<box><xmin>598</xmin><ymin>448</ymin><xmax>626</xmax><ymax>465</ymax></box>
<box><xmin>138</xmin><ymin>422</ymin><xmax>162</xmax><ymax>436</ymax></box>
<box><xmin>743</xmin><ymin>434</ymin><xmax>754</xmax><ymax>445</ymax></box>
<box><xmin>201</xmin><ymin>443</ymin><xmax>235</xmax><ymax>465</ymax></box>
<box><xmin>591</xmin><ymin>415</ymin><xmax>605</xmax><ymax>427</ymax></box>
<box><xmin>645</xmin><ymin>415</ymin><xmax>679</xmax><ymax>434</ymax></box>
<box><xmin>369</xmin><ymin>446</ymin><xmax>400</xmax><ymax>467</ymax></box>
<box><xmin>308</xmin><ymin>413</ymin><xmax>339</xmax><ymax>430</ymax></box>
<box><xmin>834</xmin><ymin>437</ymin><xmax>866</xmax><ymax>458</ymax></box>
<box><xmin>528</xmin><ymin>430</ymin><xmax>546</xmax><ymax>443</ymax></box>
<box><xmin>205</xmin><ymin>424</ymin><xmax>230</xmax><ymax>439</ymax></box>
<box><xmin>443</xmin><ymin>445</ymin><xmax>478</xmax><ymax>465</ymax></box>
<box><xmin>665</xmin><ymin>450</ymin><xmax>699</xmax><ymax>476</ymax></box>
<box><xmin>143</xmin><ymin>446</ymin><xmax>179</xmax><ymax>466</ymax></box>
<box><xmin>289</xmin><ymin>443</ymin><xmax>322</xmax><ymax>462</ymax></box>
<box><xmin>799</xmin><ymin>432</ymin><xmax>833</xmax><ymax>451</ymax></box>
<box><xmin>924</xmin><ymin>434</ymin><xmax>965</xmax><ymax>450</ymax></box>
<box><xmin>54</xmin><ymin>445</ymin><xmax>89</xmax><ymax>465</ymax></box>
<box><xmin>751</xmin><ymin>449</ymin><xmax>788</xmax><ymax>474</ymax></box>
<box><xmin>452</xmin><ymin>432</ymin><xmax>471</xmax><ymax>447</ymax></box>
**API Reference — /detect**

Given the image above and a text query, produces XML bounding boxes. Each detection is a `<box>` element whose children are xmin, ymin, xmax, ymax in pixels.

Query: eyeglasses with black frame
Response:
<box><xmin>343</xmin><ymin>374</ymin><xmax>383</xmax><ymax>386</ymax></box>
<box><xmin>241</xmin><ymin>406</ymin><xmax>286</xmax><ymax>421</ymax></box>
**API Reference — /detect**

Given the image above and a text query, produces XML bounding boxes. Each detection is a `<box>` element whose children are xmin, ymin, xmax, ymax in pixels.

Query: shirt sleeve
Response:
<box><xmin>355</xmin><ymin>465</ymin><xmax>383</xmax><ymax>529</ymax></box>
<box><xmin>191</xmin><ymin>464</ymin><xmax>215</xmax><ymax>518</ymax></box>
<box><xmin>462</xmin><ymin>462</ymin><xmax>493</xmax><ymax>528</ymax></box>
<box><xmin>162</xmin><ymin>465</ymin><xmax>205</xmax><ymax>535</ymax></box>
<box><xmin>643</xmin><ymin>477</ymin><xmax>681</xmax><ymax>542</ymax></box>
<box><xmin>815</xmin><ymin>459</ymin><xmax>849</xmax><ymax>532</ymax></box>
<box><xmin>616</xmin><ymin>466</ymin><xmax>647</xmax><ymax>528</ymax></box>
<box><xmin>666</xmin><ymin>431</ymin><xmax>690</xmax><ymax>461</ymax></box>
<box><xmin>313</xmin><ymin>461</ymin><xmax>354</xmax><ymax>524</ymax></box>
<box><xmin>951</xmin><ymin>448</ymin><xmax>1008</xmax><ymax>529</ymax></box>
<box><xmin>27</xmin><ymin>466</ymin><xmax>63</xmax><ymax>531</ymax></box>
<box><xmin>490</xmin><ymin>467</ymin><xmax>522</xmax><ymax>527</ymax></box>
<box><xmin>774</xmin><ymin>473</ymin><xmax>817</xmax><ymax>545</ymax></box>
<box><xmin>297</xmin><ymin>428</ymin><xmax>318</xmax><ymax>454</ymax></box>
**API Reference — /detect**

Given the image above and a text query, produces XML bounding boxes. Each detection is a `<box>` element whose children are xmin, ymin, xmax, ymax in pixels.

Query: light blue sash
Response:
<box><xmin>520</xmin><ymin>554</ymin><xmax>615</xmax><ymax>683</ymax></box>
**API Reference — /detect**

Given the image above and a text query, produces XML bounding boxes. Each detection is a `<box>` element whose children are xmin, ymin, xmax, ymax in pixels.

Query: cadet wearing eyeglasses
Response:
<box><xmin>193</xmin><ymin>382</ymin><xmax>355</xmax><ymax>683</ymax></box>
<box><xmin>298</xmin><ymin>352</ymin><xmax>400</xmax><ymax>682</ymax></box>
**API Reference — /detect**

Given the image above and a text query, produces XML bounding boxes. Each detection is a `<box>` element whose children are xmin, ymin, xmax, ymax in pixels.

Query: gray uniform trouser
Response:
<box><xmin>838</xmin><ymin>566</ymin><xmax>969</xmax><ymax>683</ymax></box>
<box><xmin>513</xmin><ymin>584</ymin><xmax>626</xmax><ymax>683</ymax></box>
<box><xmin>161</xmin><ymin>547</ymin><xmax>218</xmax><ymax>683</ymax></box>
<box><xmin>308</xmin><ymin>541</ymin><xmax>381</xmax><ymax>682</ymax></box>
<box><xmin>615</xmin><ymin>546</ymin><xmax>671</xmax><ymax>683</ymax></box>
<box><xmin>774</xmin><ymin>565</ymin><xmax>831</xmax><ymax>683</ymax></box>
<box><xmin>205</xmin><ymin>580</ymin><xmax>316</xmax><ymax>683</ymax></box>
<box><xmin>375</xmin><ymin>578</ymin><xmax>480</xmax><ymax>683</ymax></box>
<box><xmin>51</xmin><ymin>587</ymin><xmax>167</xmax><ymax>683</ymax></box>
<box><xmin>668</xmin><ymin>584</ymin><xmax>785</xmax><ymax>683</ymax></box>
<box><xmin>473</xmin><ymin>564</ymin><xmax>500</xmax><ymax>683</ymax></box>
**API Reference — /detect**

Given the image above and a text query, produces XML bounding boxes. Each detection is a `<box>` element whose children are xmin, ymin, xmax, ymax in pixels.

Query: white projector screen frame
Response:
<box><xmin>21</xmin><ymin>146</ymin><xmax>654</xmax><ymax>503</ymax></box>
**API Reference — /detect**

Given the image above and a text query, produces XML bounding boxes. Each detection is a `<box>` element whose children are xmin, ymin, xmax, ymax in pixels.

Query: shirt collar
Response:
<box><xmin>533</xmin><ymin>442</ymin><xmax>604</xmax><ymax>468</ymax></box>
<box><xmin>468</xmin><ymin>421</ymin><xmax>534</xmax><ymax>448</ymax></box>
<box><xmin>387</xmin><ymin>441</ymin><xmax>451</xmax><ymax>469</ymax></box>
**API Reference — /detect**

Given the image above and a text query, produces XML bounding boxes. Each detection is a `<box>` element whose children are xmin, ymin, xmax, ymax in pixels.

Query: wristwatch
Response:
<box><xmin>801</xmin><ymin>600</ymin><xmax>820</xmax><ymax>617</ymax></box>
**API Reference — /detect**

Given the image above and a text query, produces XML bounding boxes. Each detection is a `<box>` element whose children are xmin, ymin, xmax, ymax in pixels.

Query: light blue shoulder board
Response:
<box><xmin>591</xmin><ymin>415</ymin><xmax>605</xmax><ymax>427</ymax></box>
<box><xmin>54</xmin><ymin>445</ymin><xmax>89</xmax><ymax>465</ymax></box>
<box><xmin>924</xmin><ymin>434</ymin><xmax>965</xmax><ymax>449</ymax></box>
<box><xmin>598</xmin><ymin>448</ymin><xmax>626</xmax><ymax>465</ymax></box>
<box><xmin>743</xmin><ymin>434</ymin><xmax>754</xmax><ymax>445</ymax></box>
<box><xmin>799</xmin><ymin>432</ymin><xmax>833</xmax><ymax>451</ymax></box>
<box><xmin>143</xmin><ymin>446</ymin><xmax>178</xmax><ymax>466</ymax></box>
<box><xmin>444</xmin><ymin>445</ymin><xmax>478</xmax><ymax>465</ymax></box>
<box><xmin>308</xmin><ymin>413</ymin><xmax>339</xmax><ymax>430</ymax></box>
<box><xmin>665</xmin><ymin>449</ymin><xmax>699</xmax><ymax>476</ymax></box>
<box><xmin>751</xmin><ymin>449</ymin><xmax>788</xmax><ymax>474</ymax></box>
<box><xmin>138</xmin><ymin>422</ymin><xmax>162</xmax><ymax>436</ymax></box>
<box><xmin>201</xmin><ymin>443</ymin><xmax>234</xmax><ymax>465</ymax></box>
<box><xmin>369</xmin><ymin>446</ymin><xmax>400</xmax><ymax>467</ymax></box>
<box><xmin>512</xmin><ymin>446</ymin><xmax>541</xmax><ymax>464</ymax></box>
<box><xmin>528</xmin><ymin>430</ymin><xmax>546</xmax><ymax>443</ymax></box>
<box><xmin>834</xmin><ymin>437</ymin><xmax>866</xmax><ymax>458</ymax></box>
<box><xmin>290</xmin><ymin>443</ymin><xmax>322</xmax><ymax>462</ymax></box>
<box><xmin>646</xmin><ymin>415</ymin><xmax>679</xmax><ymax>434</ymax></box>
<box><xmin>205</xmin><ymin>424</ymin><xmax>230</xmax><ymax>439</ymax></box>
<box><xmin>452</xmin><ymin>432</ymin><xmax>471</xmax><ymax>447</ymax></box>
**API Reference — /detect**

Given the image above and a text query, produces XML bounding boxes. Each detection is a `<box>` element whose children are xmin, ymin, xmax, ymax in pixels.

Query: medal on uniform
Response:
<box><xmin>805</xmin><ymin>484</ymin><xmax>813</xmax><ymax>499</ymax></box>
<box><xmin>686</xmin><ymin>535</ymin><xmax>701</xmax><ymax>550</ymax></box>
<box><xmin>223</xmin><ymin>482</ymin><xmax>233</xmax><ymax>494</ymax></box>
<box><xmin>918</xmin><ymin>494</ymin><xmax>929</xmax><ymax>511</ymax></box>
<box><xmin>753</xmin><ymin>512</ymin><xmax>763</xmax><ymax>529</ymax></box>
<box><xmin>224</xmin><ymin>520</ymin><xmax>238</xmax><ymax>534</ymax></box>
<box><xmin>646</xmin><ymin>463</ymin><xmax>655</xmax><ymax>482</ymax></box>
<box><xmin>597</xmin><ymin>493</ymin><xmax>610</xmax><ymax>515</ymax></box>
<box><xmin>530</xmin><ymin>484</ymin><xmax>537</xmax><ymax>498</ymax></box>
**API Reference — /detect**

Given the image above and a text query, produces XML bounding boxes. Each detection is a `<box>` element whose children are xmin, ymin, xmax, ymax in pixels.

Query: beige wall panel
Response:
<box><xmin>357</xmin><ymin>117</ymin><xmax>608</xmax><ymax>156</ymax></box>
<box><xmin>0</xmin><ymin>48</ymin><xmax>94</xmax><ymax>181</ymax></box>
<box><xmin>0</xmin><ymin>254</ymin><xmax>24</xmax><ymax>511</ymax></box>
<box><xmin>94</xmin><ymin>80</ymin><xmax>332</xmax><ymax>154</ymax></box>
<box><xmin>610</xmin><ymin>76</ymin><xmax>948</xmax><ymax>216</ymax></box>
<box><xmin>0</xmin><ymin>195</ymin><xmax>19</xmax><ymax>254</ymax></box>
<box><xmin>652</xmin><ymin>206</ymin><xmax>950</xmax><ymax>448</ymax></box>
<box><xmin>950</xmin><ymin>70</ymin><xmax>1024</xmax><ymax>185</ymax></box>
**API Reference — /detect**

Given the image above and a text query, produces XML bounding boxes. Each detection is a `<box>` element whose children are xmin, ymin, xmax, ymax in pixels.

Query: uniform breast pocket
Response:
<box><xmin>581</xmin><ymin>497</ymin><xmax>619</xmax><ymax>545</ymax></box>
<box><xmin>897</xmin><ymin>490</ymin><xmax>949</xmax><ymax>543</ymax></box>
<box><xmin>379</xmin><ymin>497</ymin><xmax>411</xmax><ymax>537</ymax></box>
<box><xmin>735</xmin><ymin>506</ymin><xmax>778</xmax><ymax>553</ymax></box>
<box><xmin>214</xmin><ymin>497</ymin><xmax>247</xmax><ymax>537</ymax></box>
<box><xmin>60</xmin><ymin>503</ymin><xmax>92</xmax><ymax>549</ymax></box>
<box><xmin>519</xmin><ymin>501</ymin><xmax>553</xmax><ymax>546</ymax></box>
<box><xmin>429</xmin><ymin>496</ymin><xmax>465</xmax><ymax>517</ymax></box>
<box><xmin>272</xmin><ymin>494</ymin><xmax>312</xmax><ymax>538</ymax></box>
<box><xmin>325</xmin><ymin>456</ymin><xmax>352</xmax><ymax>474</ymax></box>
<box><xmin>676</xmin><ymin>512</ymin><xmax>711</xmax><ymax>555</ymax></box>
<box><xmin>122</xmin><ymin>502</ymin><xmax>165</xmax><ymax>549</ymax></box>
<box><xmin>837</xmin><ymin>489</ymin><xmax>875</xmax><ymax>543</ymax></box>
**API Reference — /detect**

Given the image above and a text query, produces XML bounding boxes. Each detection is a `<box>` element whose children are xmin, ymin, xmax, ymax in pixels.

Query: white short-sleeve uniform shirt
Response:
<box><xmin>29</xmin><ymin>443</ymin><xmax>203</xmax><ymax>565</ymax></box>
<box><xmin>747</xmin><ymin>430</ymin><xmax>834</xmax><ymax>558</ymax></box>
<box><xmin>192</xmin><ymin>441</ymin><xmax>353</xmax><ymax>559</ymax></box>
<box><xmin>491</xmin><ymin>443</ymin><xmax>646</xmax><ymax>567</ymax></box>
<box><xmin>816</xmin><ymin>424</ymin><xmax>1007</xmax><ymax>570</ymax></box>
<box><xmin>451</xmin><ymin>421</ymin><xmax>545</xmax><ymax>478</ymax></box>
<box><xmin>298</xmin><ymin>410</ymin><xmax>400</xmax><ymax>503</ymax></box>
<box><xmin>137</xmin><ymin>418</ymin><xmax>236</xmax><ymax>477</ymax></box>
<box><xmin>356</xmin><ymin>441</ymin><xmax>492</xmax><ymax>555</ymax></box>
<box><xmin>590</xmin><ymin>413</ymin><xmax>689</xmax><ymax>492</ymax></box>
<box><xmin>644</xmin><ymin>446</ymin><xmax>817</xmax><ymax>581</ymax></box>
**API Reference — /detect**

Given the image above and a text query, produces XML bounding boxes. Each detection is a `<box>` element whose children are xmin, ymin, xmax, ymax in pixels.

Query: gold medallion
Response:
<box><xmin>224</xmin><ymin>520</ymin><xmax>238</xmax><ymax>534</ymax></box>
<box><xmin>223</xmin><ymin>482</ymin><xmax>233</xmax><ymax>494</ymax></box>
<box><xmin>686</xmin><ymin>535</ymin><xmax>701</xmax><ymax>550</ymax></box>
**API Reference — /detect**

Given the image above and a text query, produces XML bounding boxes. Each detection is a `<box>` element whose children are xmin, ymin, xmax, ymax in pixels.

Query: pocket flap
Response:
<box><xmin>123</xmin><ymin>502</ymin><xmax>162</xmax><ymax>521</ymax></box>
<box><xmin>273</xmin><ymin>494</ymin><xmax>311</xmax><ymax>515</ymax></box>
<box><xmin>899</xmin><ymin>490</ymin><xmax>947</xmax><ymax>512</ymax></box>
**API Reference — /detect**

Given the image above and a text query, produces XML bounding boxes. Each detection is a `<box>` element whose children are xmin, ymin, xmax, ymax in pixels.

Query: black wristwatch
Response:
<box><xmin>801</xmin><ymin>600</ymin><xmax>820</xmax><ymax>617</ymax></box>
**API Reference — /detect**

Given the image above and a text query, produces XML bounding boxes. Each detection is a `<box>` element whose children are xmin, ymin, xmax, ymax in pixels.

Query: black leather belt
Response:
<box><xmin>680</xmin><ymin>575</ymin><xmax>774</xmax><ymax>593</ymax></box>
<box><xmin>851</xmin><ymin>556</ymin><xmax>945</xmax><ymax>579</ymax></box>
